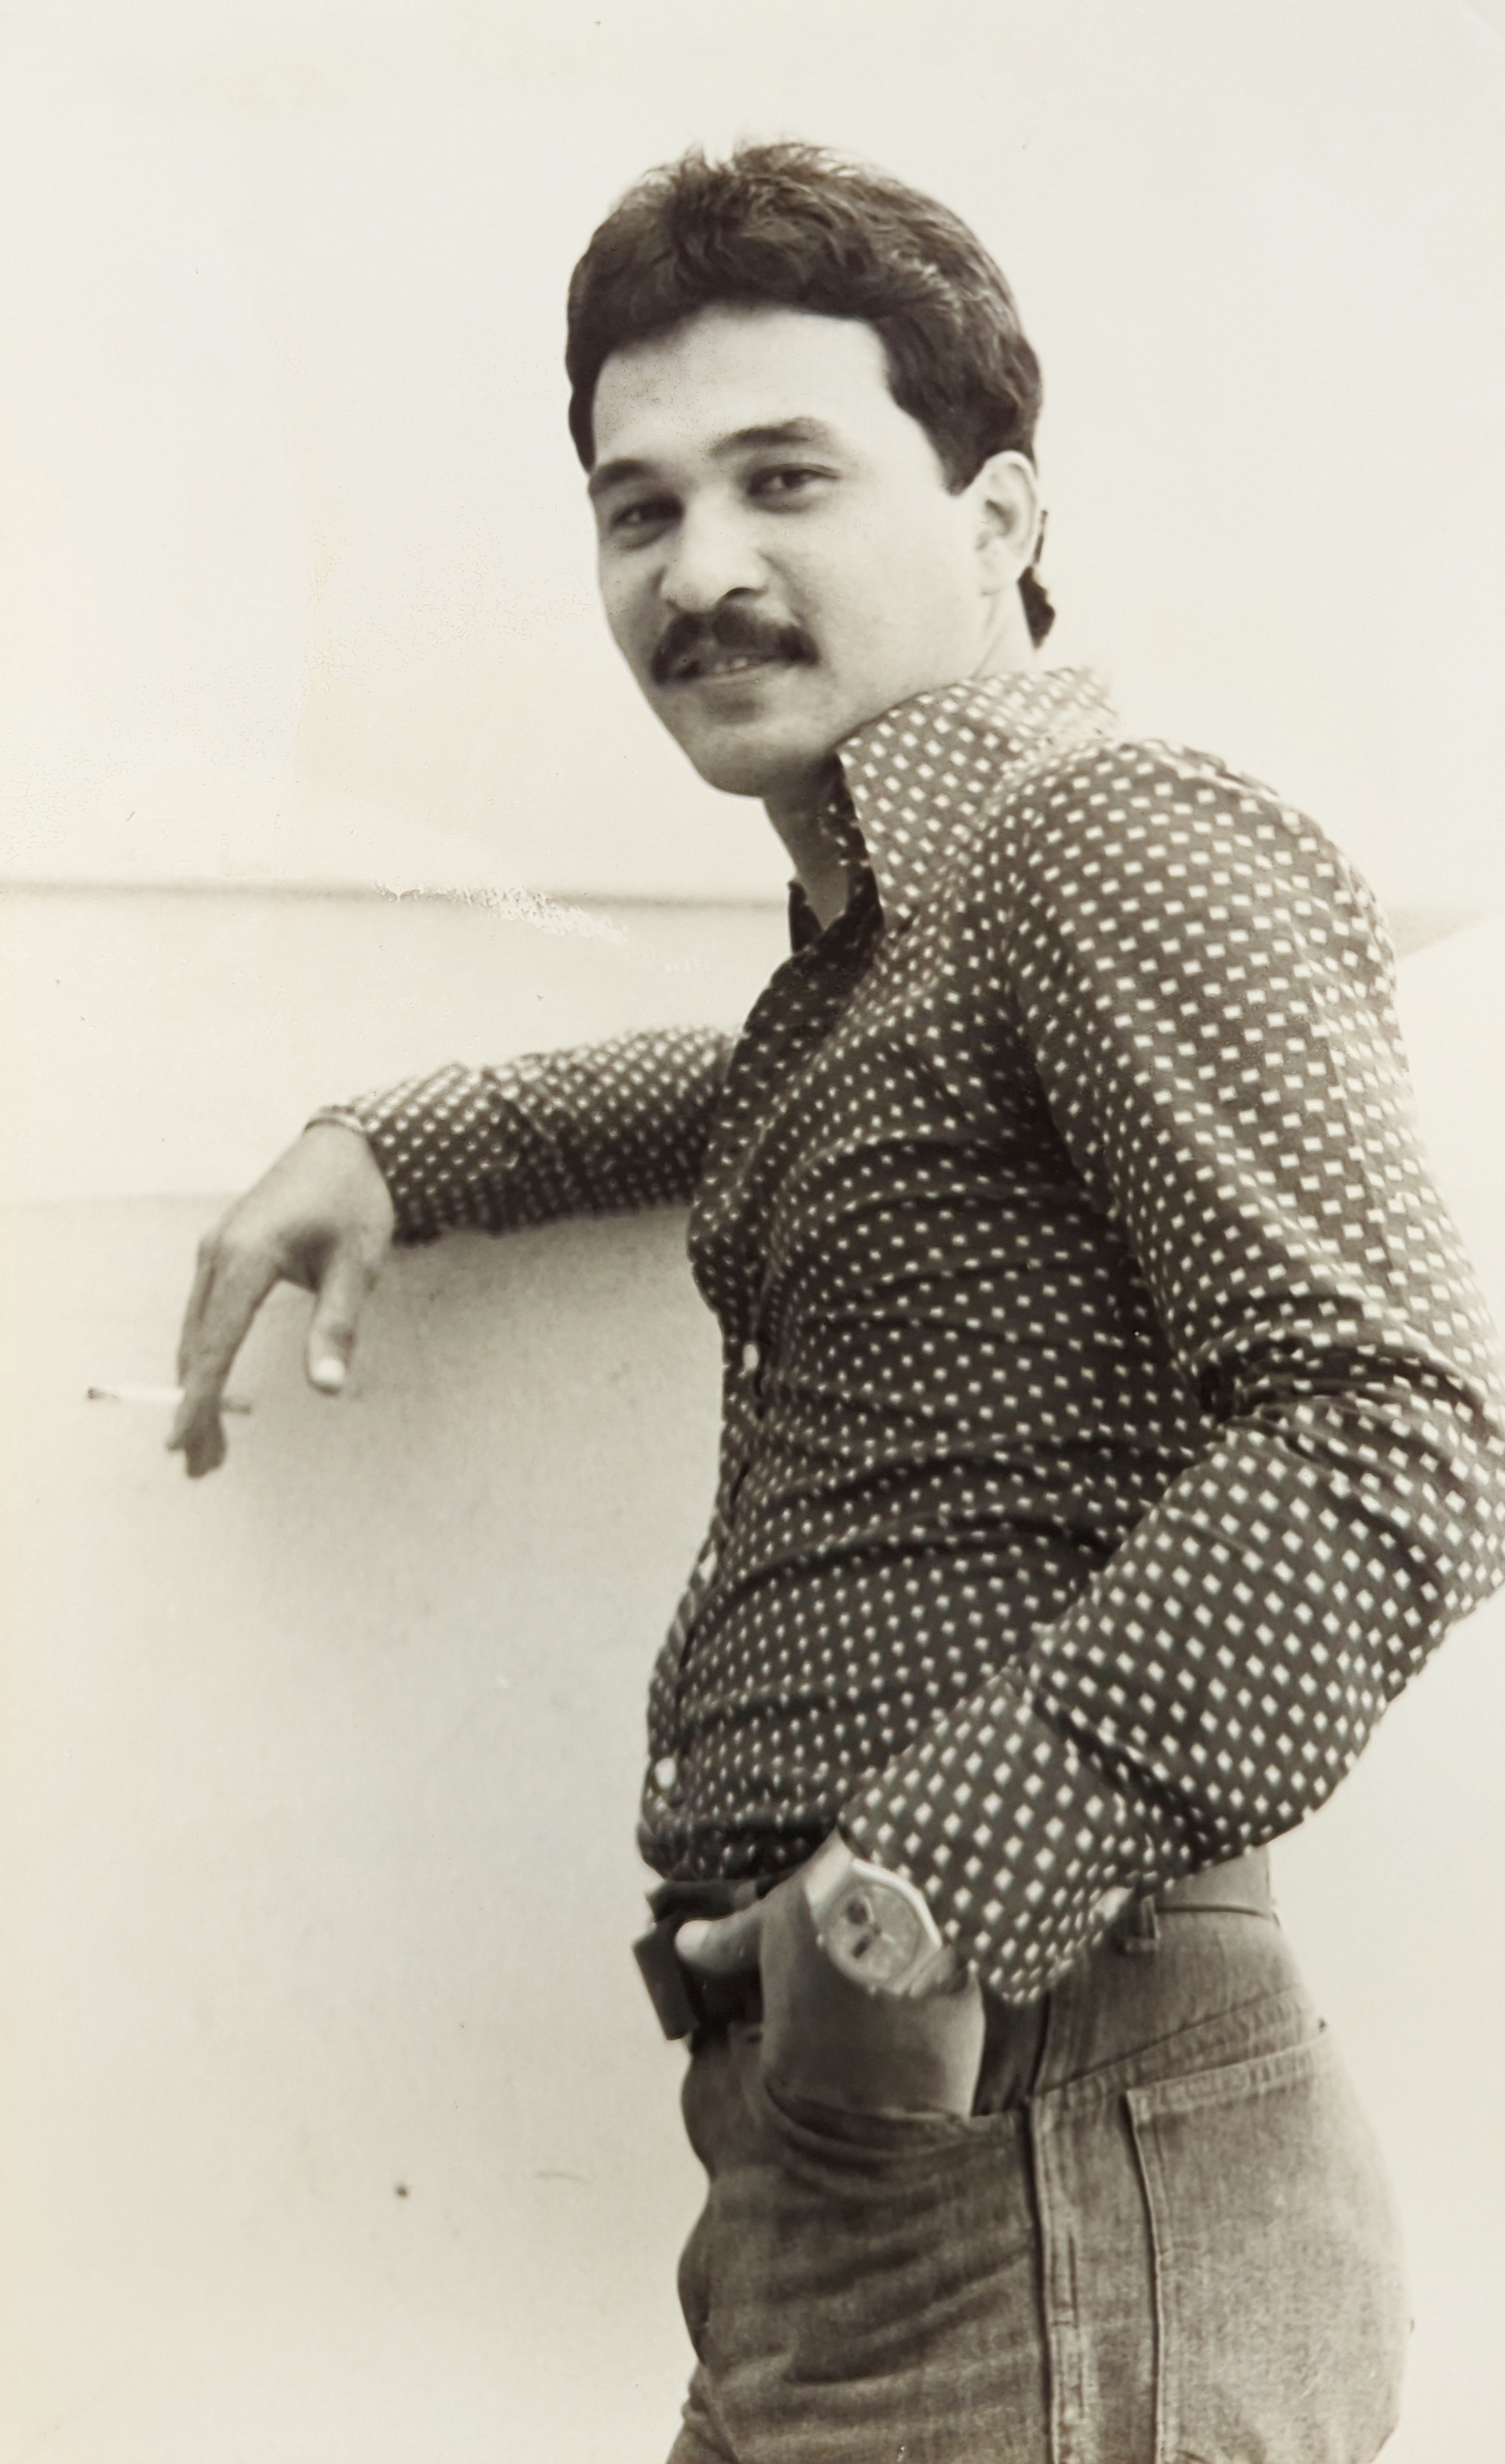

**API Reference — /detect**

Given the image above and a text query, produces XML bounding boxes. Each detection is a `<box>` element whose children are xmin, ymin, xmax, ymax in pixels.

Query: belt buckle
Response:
<box><xmin>634</xmin><ymin>1913</ymin><xmax>705</xmax><ymax>2039</ymax></box>
<box><xmin>634</xmin><ymin>1876</ymin><xmax>771</xmax><ymax>2039</ymax></box>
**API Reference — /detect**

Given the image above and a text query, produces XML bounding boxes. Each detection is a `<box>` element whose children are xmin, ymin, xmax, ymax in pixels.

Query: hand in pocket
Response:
<box><xmin>679</xmin><ymin>1858</ymin><xmax>986</xmax><ymax>2118</ymax></box>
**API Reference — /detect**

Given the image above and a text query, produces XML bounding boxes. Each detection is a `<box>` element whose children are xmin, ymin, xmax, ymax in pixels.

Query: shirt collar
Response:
<box><xmin>812</xmin><ymin>667</ymin><xmax>1118</xmax><ymax>926</ymax></box>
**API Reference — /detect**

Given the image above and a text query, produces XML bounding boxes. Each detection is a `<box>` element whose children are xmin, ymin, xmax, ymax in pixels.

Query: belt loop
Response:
<box><xmin>1116</xmin><ymin>1892</ymin><xmax>1160</xmax><ymax>1956</ymax></box>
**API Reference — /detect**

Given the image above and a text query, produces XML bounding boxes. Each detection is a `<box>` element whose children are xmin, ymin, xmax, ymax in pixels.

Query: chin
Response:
<box><xmin>679</xmin><ymin>705</ymin><xmax>847</xmax><ymax>798</ymax></box>
<box><xmin>671</xmin><ymin>725</ymin><xmax>817</xmax><ymax>801</ymax></box>
<box><xmin>687</xmin><ymin>746</ymin><xmax>792</xmax><ymax>798</ymax></box>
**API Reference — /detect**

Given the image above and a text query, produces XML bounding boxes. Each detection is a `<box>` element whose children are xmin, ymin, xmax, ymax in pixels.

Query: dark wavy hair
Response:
<box><xmin>565</xmin><ymin>144</ymin><xmax>1054</xmax><ymax>643</ymax></box>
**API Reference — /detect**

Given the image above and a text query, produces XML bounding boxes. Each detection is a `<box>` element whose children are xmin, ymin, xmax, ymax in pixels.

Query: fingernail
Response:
<box><xmin>674</xmin><ymin>1920</ymin><xmax>709</xmax><ymax>1960</ymax></box>
<box><xmin>310</xmin><ymin>1358</ymin><xmax>346</xmax><ymax>1393</ymax></box>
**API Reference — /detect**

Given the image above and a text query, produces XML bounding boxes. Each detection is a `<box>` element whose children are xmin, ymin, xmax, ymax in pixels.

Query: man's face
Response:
<box><xmin>588</xmin><ymin>305</ymin><xmax>999</xmax><ymax>803</ymax></box>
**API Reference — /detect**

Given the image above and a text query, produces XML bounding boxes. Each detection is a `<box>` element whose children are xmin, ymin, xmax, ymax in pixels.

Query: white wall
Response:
<box><xmin>1</xmin><ymin>0</ymin><xmax>1502</xmax><ymax>913</ymax></box>
<box><xmin>2</xmin><ymin>889</ymin><xmax>1503</xmax><ymax>2461</ymax></box>
<box><xmin>1</xmin><ymin>1198</ymin><xmax>719</xmax><ymax>2464</ymax></box>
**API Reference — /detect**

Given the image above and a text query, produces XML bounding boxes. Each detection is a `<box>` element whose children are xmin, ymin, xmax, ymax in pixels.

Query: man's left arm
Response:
<box><xmin>840</xmin><ymin>750</ymin><xmax>1505</xmax><ymax>2008</ymax></box>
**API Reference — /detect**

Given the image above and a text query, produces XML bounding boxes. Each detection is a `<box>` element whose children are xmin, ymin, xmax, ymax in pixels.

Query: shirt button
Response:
<box><xmin>742</xmin><ymin>1340</ymin><xmax>761</xmax><ymax>1375</ymax></box>
<box><xmin>653</xmin><ymin>1755</ymin><xmax>680</xmax><ymax>1797</ymax></box>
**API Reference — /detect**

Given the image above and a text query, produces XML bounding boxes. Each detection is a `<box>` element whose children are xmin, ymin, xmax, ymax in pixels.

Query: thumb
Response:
<box><xmin>675</xmin><ymin>1899</ymin><xmax>767</xmax><ymax>1977</ymax></box>
<box><xmin>304</xmin><ymin>1242</ymin><xmax>379</xmax><ymax>1394</ymax></box>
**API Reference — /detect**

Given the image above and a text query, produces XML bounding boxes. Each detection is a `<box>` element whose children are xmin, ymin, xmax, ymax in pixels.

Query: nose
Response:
<box><xmin>658</xmin><ymin>498</ymin><xmax>766</xmax><ymax>616</ymax></box>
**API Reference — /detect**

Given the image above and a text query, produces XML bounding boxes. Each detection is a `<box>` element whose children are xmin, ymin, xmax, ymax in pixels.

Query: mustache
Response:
<box><xmin>650</xmin><ymin>601</ymin><xmax>817</xmax><ymax>686</ymax></box>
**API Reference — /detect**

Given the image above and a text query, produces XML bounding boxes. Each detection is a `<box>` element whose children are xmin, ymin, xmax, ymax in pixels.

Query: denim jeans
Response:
<box><xmin>667</xmin><ymin>1897</ymin><xmax>1407</xmax><ymax>2463</ymax></box>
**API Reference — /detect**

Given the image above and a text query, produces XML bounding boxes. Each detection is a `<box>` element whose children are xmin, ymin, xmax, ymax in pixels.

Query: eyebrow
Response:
<box><xmin>586</xmin><ymin>418</ymin><xmax>843</xmax><ymax>502</ymax></box>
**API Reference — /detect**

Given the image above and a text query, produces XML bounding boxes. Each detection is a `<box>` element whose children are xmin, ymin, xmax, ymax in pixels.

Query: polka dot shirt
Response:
<box><xmin>332</xmin><ymin>670</ymin><xmax>1505</xmax><ymax>2006</ymax></box>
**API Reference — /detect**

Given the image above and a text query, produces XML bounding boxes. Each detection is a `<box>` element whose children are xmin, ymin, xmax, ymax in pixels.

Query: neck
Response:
<box><xmin>762</xmin><ymin>612</ymin><xmax>1040</xmax><ymax>925</ymax></box>
<box><xmin>764</xmin><ymin>767</ymin><xmax>852</xmax><ymax>929</ymax></box>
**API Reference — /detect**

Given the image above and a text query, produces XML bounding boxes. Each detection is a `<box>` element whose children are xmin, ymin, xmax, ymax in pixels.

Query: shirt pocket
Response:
<box><xmin>1128</xmin><ymin>2025</ymin><xmax>1409</xmax><ymax>2464</ymax></box>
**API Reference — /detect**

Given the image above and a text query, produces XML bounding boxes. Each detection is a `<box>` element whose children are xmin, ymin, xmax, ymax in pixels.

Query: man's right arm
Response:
<box><xmin>327</xmin><ymin>1026</ymin><xmax>733</xmax><ymax>1245</ymax></box>
<box><xmin>170</xmin><ymin>1024</ymin><xmax>733</xmax><ymax>1478</ymax></box>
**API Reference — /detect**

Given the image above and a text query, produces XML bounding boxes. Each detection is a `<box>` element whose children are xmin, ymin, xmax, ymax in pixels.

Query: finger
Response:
<box><xmin>179</xmin><ymin>1245</ymin><xmax>279</xmax><ymax>1402</ymax></box>
<box><xmin>170</xmin><ymin>1245</ymin><xmax>280</xmax><ymax>1473</ymax></box>
<box><xmin>168</xmin><ymin>1403</ymin><xmax>228</xmax><ymax>1481</ymax></box>
<box><xmin>170</xmin><ymin>1255</ymin><xmax>226</xmax><ymax>1475</ymax></box>
<box><xmin>676</xmin><ymin>1900</ymin><xmax>767</xmax><ymax>1976</ymax></box>
<box><xmin>175</xmin><ymin>1239</ymin><xmax>219</xmax><ymax>1383</ymax></box>
<box><xmin>303</xmin><ymin>1238</ymin><xmax>382</xmax><ymax>1394</ymax></box>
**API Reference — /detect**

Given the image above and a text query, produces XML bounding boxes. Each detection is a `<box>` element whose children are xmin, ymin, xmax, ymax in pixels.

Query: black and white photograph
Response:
<box><xmin>2</xmin><ymin>4</ymin><xmax>1502</xmax><ymax>2458</ymax></box>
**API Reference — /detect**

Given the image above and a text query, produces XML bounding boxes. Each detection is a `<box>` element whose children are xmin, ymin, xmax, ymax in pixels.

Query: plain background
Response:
<box><xmin>2</xmin><ymin>4</ymin><xmax>1503</xmax><ymax>2458</ymax></box>
<box><xmin>3</xmin><ymin>0</ymin><xmax>1504</xmax><ymax>918</ymax></box>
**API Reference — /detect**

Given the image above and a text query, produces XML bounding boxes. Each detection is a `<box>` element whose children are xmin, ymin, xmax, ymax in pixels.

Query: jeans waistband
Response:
<box><xmin>1156</xmin><ymin>1844</ymin><xmax>1271</xmax><ymax>1917</ymax></box>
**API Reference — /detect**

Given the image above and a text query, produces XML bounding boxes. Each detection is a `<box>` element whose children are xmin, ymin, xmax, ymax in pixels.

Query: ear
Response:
<box><xmin>967</xmin><ymin>451</ymin><xmax>1043</xmax><ymax>594</ymax></box>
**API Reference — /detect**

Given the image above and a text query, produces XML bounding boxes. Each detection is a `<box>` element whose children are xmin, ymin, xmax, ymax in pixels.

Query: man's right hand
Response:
<box><xmin>170</xmin><ymin>1123</ymin><xmax>398</xmax><ymax>1478</ymax></box>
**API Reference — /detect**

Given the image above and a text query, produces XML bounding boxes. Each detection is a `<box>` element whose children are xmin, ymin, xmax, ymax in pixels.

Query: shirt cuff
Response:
<box><xmin>840</xmin><ymin>1689</ymin><xmax>1191</xmax><ymax>2006</ymax></box>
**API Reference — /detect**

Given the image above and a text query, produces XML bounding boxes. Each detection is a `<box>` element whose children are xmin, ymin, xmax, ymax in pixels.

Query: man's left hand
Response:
<box><xmin>676</xmin><ymin>1840</ymin><xmax>986</xmax><ymax>2118</ymax></box>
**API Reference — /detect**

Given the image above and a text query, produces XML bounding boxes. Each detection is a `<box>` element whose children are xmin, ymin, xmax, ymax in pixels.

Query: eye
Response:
<box><xmin>605</xmin><ymin>495</ymin><xmax>678</xmax><ymax>542</ymax></box>
<box><xmin>748</xmin><ymin>464</ymin><xmax>831</xmax><ymax>505</ymax></box>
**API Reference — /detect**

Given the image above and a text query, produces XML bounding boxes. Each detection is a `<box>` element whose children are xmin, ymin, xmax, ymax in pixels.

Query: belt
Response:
<box><xmin>634</xmin><ymin>1847</ymin><xmax>1274</xmax><ymax>2040</ymax></box>
<box><xmin>1109</xmin><ymin>1844</ymin><xmax>1273</xmax><ymax>1954</ymax></box>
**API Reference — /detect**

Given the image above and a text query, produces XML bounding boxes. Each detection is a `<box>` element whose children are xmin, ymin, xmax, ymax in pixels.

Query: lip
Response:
<box><xmin>667</xmin><ymin>650</ymin><xmax>791</xmax><ymax>686</ymax></box>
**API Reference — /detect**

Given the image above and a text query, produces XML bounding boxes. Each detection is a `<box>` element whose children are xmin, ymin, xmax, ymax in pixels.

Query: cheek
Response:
<box><xmin>836</xmin><ymin>504</ymin><xmax>969</xmax><ymax>629</ymax></box>
<box><xmin>598</xmin><ymin>565</ymin><xmax>648</xmax><ymax>660</ymax></box>
<box><xmin>890</xmin><ymin>520</ymin><xmax>981</xmax><ymax>648</ymax></box>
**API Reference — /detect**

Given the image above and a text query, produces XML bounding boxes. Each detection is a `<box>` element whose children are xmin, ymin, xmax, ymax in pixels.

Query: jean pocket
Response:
<box><xmin>691</xmin><ymin>2054</ymin><xmax>1046</xmax><ymax>2458</ymax></box>
<box><xmin>757</xmin><ymin>2065</ymin><xmax>1014</xmax><ymax>2181</ymax></box>
<box><xmin>1128</xmin><ymin>2026</ymin><xmax>1408</xmax><ymax>2464</ymax></box>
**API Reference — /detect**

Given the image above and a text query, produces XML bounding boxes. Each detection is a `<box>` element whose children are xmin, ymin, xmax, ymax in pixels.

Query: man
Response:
<box><xmin>172</xmin><ymin>146</ymin><xmax>1505</xmax><ymax>2460</ymax></box>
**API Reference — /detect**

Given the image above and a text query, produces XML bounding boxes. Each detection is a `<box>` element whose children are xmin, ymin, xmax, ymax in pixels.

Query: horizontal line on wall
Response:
<box><xmin>0</xmin><ymin>876</ymin><xmax>786</xmax><ymax>917</ymax></box>
<box><xmin>1</xmin><ymin>879</ymin><xmax>1496</xmax><ymax>956</ymax></box>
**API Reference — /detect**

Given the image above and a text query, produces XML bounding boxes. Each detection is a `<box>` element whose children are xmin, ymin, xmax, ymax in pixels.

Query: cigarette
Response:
<box><xmin>87</xmin><ymin>1384</ymin><xmax>253</xmax><ymax>1414</ymax></box>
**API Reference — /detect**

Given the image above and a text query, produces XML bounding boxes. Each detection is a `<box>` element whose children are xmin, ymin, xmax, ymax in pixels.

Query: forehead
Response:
<box><xmin>589</xmin><ymin>303</ymin><xmax>915</xmax><ymax>469</ymax></box>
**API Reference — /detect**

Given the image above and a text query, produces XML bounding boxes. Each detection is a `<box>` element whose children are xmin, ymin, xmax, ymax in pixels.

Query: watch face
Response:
<box><xmin>820</xmin><ymin>1878</ymin><xmax>931</xmax><ymax>1989</ymax></box>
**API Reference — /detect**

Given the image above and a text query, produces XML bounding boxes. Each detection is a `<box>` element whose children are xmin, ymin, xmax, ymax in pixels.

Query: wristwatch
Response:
<box><xmin>800</xmin><ymin>1834</ymin><xmax>960</xmax><ymax>1998</ymax></box>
